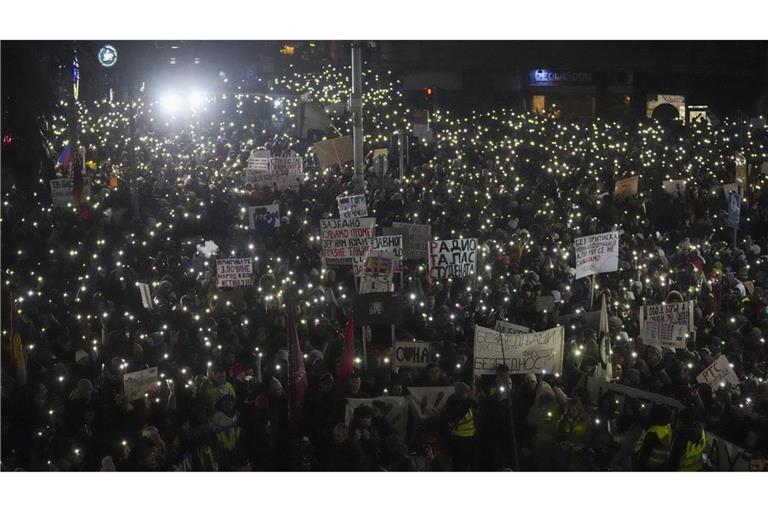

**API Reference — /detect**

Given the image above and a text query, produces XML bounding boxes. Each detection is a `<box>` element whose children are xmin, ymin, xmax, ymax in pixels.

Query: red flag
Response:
<box><xmin>335</xmin><ymin>310</ymin><xmax>355</xmax><ymax>394</ymax></box>
<box><xmin>287</xmin><ymin>301</ymin><xmax>308</xmax><ymax>432</ymax></box>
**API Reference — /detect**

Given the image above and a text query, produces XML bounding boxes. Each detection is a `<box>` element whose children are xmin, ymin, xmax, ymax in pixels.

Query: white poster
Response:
<box><xmin>393</xmin><ymin>341</ymin><xmax>432</xmax><ymax>369</ymax></box>
<box><xmin>216</xmin><ymin>258</ymin><xmax>253</xmax><ymax>288</ymax></box>
<box><xmin>247</xmin><ymin>156</ymin><xmax>304</xmax><ymax>191</ymax></box>
<box><xmin>696</xmin><ymin>355</ymin><xmax>740</xmax><ymax>390</ymax></box>
<box><xmin>123</xmin><ymin>367</ymin><xmax>159</xmax><ymax>401</ymax></box>
<box><xmin>495</xmin><ymin>320</ymin><xmax>530</xmax><ymax>335</ymax></box>
<box><xmin>574</xmin><ymin>231</ymin><xmax>619</xmax><ymax>280</ymax></box>
<box><xmin>320</xmin><ymin>217</ymin><xmax>375</xmax><ymax>263</ymax></box>
<box><xmin>50</xmin><ymin>178</ymin><xmax>74</xmax><ymax>207</ymax></box>
<box><xmin>428</xmin><ymin>238</ymin><xmax>478</xmax><ymax>280</ymax></box>
<box><xmin>245</xmin><ymin>149</ymin><xmax>271</xmax><ymax>185</ymax></box>
<box><xmin>473</xmin><ymin>325</ymin><xmax>564</xmax><ymax>376</ymax></box>
<box><xmin>337</xmin><ymin>194</ymin><xmax>368</xmax><ymax>219</ymax></box>
<box><xmin>346</xmin><ymin>396</ymin><xmax>409</xmax><ymax>443</ymax></box>
<box><xmin>248</xmin><ymin>204</ymin><xmax>281</xmax><ymax>230</ymax></box>
<box><xmin>408</xmin><ymin>386</ymin><xmax>454</xmax><ymax>420</ymax></box>
<box><xmin>639</xmin><ymin>301</ymin><xmax>694</xmax><ymax>349</ymax></box>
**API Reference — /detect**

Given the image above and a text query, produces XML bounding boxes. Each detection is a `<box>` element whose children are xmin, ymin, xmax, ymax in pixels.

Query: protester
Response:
<box><xmin>2</xmin><ymin>60</ymin><xmax>768</xmax><ymax>472</ymax></box>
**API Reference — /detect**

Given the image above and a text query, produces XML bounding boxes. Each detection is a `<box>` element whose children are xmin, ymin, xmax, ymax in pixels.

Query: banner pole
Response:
<box><xmin>590</xmin><ymin>274</ymin><xmax>596</xmax><ymax>309</ymax></box>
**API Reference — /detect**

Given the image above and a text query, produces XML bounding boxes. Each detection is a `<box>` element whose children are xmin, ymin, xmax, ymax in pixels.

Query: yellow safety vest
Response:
<box><xmin>677</xmin><ymin>429</ymin><xmax>706</xmax><ymax>471</ymax></box>
<box><xmin>635</xmin><ymin>424</ymin><xmax>672</xmax><ymax>469</ymax></box>
<box><xmin>562</xmin><ymin>419</ymin><xmax>589</xmax><ymax>453</ymax></box>
<box><xmin>216</xmin><ymin>423</ymin><xmax>240</xmax><ymax>452</ymax></box>
<box><xmin>451</xmin><ymin>408</ymin><xmax>476</xmax><ymax>438</ymax></box>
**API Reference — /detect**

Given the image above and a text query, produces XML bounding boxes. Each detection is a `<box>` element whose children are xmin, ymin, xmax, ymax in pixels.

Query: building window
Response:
<box><xmin>532</xmin><ymin>95</ymin><xmax>546</xmax><ymax>113</ymax></box>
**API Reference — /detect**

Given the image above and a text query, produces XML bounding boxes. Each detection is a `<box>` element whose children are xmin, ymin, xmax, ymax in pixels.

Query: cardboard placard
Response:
<box><xmin>216</xmin><ymin>258</ymin><xmax>253</xmax><ymax>288</ymax></box>
<box><xmin>428</xmin><ymin>238</ymin><xmax>478</xmax><ymax>280</ymax></box>
<box><xmin>574</xmin><ymin>231</ymin><xmax>619</xmax><ymax>280</ymax></box>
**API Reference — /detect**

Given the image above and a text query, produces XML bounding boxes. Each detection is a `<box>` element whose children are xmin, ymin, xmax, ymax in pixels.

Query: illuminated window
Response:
<box><xmin>532</xmin><ymin>95</ymin><xmax>546</xmax><ymax>113</ymax></box>
<box><xmin>280</xmin><ymin>45</ymin><xmax>296</xmax><ymax>56</ymax></box>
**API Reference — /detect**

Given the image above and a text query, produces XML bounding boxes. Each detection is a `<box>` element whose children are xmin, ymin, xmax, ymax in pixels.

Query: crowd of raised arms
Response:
<box><xmin>2</xmin><ymin>62</ymin><xmax>768</xmax><ymax>471</ymax></box>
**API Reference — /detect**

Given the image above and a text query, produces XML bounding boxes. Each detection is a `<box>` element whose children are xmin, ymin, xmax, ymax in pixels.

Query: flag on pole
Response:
<box><xmin>287</xmin><ymin>300</ymin><xmax>308</xmax><ymax>433</ymax></box>
<box><xmin>336</xmin><ymin>310</ymin><xmax>355</xmax><ymax>394</ymax></box>
<box><xmin>597</xmin><ymin>294</ymin><xmax>613</xmax><ymax>382</ymax></box>
<box><xmin>56</xmin><ymin>146</ymin><xmax>72</xmax><ymax>168</ymax></box>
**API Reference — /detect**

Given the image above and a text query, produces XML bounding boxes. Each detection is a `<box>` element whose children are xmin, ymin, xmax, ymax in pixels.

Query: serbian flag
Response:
<box><xmin>287</xmin><ymin>300</ymin><xmax>308</xmax><ymax>433</ymax></box>
<box><xmin>335</xmin><ymin>310</ymin><xmax>355</xmax><ymax>394</ymax></box>
<box><xmin>57</xmin><ymin>146</ymin><xmax>72</xmax><ymax>169</ymax></box>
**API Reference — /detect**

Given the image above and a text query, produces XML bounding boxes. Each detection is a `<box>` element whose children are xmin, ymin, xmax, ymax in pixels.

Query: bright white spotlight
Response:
<box><xmin>273</xmin><ymin>98</ymin><xmax>282</xmax><ymax>108</ymax></box>
<box><xmin>160</xmin><ymin>93</ymin><xmax>182</xmax><ymax>114</ymax></box>
<box><xmin>188</xmin><ymin>91</ymin><xmax>206</xmax><ymax>110</ymax></box>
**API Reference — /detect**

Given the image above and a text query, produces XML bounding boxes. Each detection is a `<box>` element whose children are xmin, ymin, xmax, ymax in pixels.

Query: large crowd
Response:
<box><xmin>2</xmin><ymin>62</ymin><xmax>768</xmax><ymax>471</ymax></box>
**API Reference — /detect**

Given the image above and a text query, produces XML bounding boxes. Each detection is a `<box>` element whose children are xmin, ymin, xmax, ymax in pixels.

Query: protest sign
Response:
<box><xmin>726</xmin><ymin>191</ymin><xmax>741</xmax><ymax>229</ymax></box>
<box><xmin>614</xmin><ymin>176</ymin><xmax>639</xmax><ymax>198</ymax></box>
<box><xmin>50</xmin><ymin>178</ymin><xmax>74</xmax><ymax>206</ymax></box>
<box><xmin>320</xmin><ymin>217</ymin><xmax>375</xmax><ymax>263</ymax></box>
<box><xmin>354</xmin><ymin>293</ymin><xmax>403</xmax><ymax>326</ymax></box>
<box><xmin>393</xmin><ymin>341</ymin><xmax>432</xmax><ymax>369</ymax></box>
<box><xmin>639</xmin><ymin>301</ymin><xmax>694</xmax><ymax>349</ymax></box>
<box><xmin>216</xmin><ymin>258</ymin><xmax>253</xmax><ymax>288</ymax></box>
<box><xmin>473</xmin><ymin>325</ymin><xmax>564</xmax><ymax>376</ymax></box>
<box><xmin>358</xmin><ymin>255</ymin><xmax>395</xmax><ymax>294</ymax></box>
<box><xmin>123</xmin><ymin>367</ymin><xmax>159</xmax><ymax>401</ymax></box>
<box><xmin>408</xmin><ymin>386</ymin><xmax>454</xmax><ymax>420</ymax></box>
<box><xmin>369</xmin><ymin>235</ymin><xmax>404</xmax><ymax>272</ymax></box>
<box><xmin>247</xmin><ymin>155</ymin><xmax>304</xmax><ymax>191</ymax></box>
<box><xmin>574</xmin><ymin>231</ymin><xmax>619</xmax><ymax>280</ymax></box>
<box><xmin>428</xmin><ymin>238</ymin><xmax>478</xmax><ymax>280</ymax></box>
<box><xmin>696</xmin><ymin>355</ymin><xmax>740</xmax><ymax>390</ymax></box>
<box><xmin>346</xmin><ymin>396</ymin><xmax>409</xmax><ymax>442</ymax></box>
<box><xmin>495</xmin><ymin>320</ymin><xmax>531</xmax><ymax>335</ymax></box>
<box><xmin>663</xmin><ymin>179</ymin><xmax>686</xmax><ymax>197</ymax></box>
<box><xmin>337</xmin><ymin>194</ymin><xmax>368</xmax><ymax>219</ymax></box>
<box><xmin>389</xmin><ymin>222</ymin><xmax>431</xmax><ymax>260</ymax></box>
<box><xmin>245</xmin><ymin>149</ymin><xmax>270</xmax><ymax>185</ymax></box>
<box><xmin>248</xmin><ymin>204</ymin><xmax>280</xmax><ymax>230</ymax></box>
<box><xmin>536</xmin><ymin>295</ymin><xmax>556</xmax><ymax>312</ymax></box>
<box><xmin>137</xmin><ymin>282</ymin><xmax>153</xmax><ymax>309</ymax></box>
<box><xmin>313</xmin><ymin>135</ymin><xmax>353</xmax><ymax>169</ymax></box>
